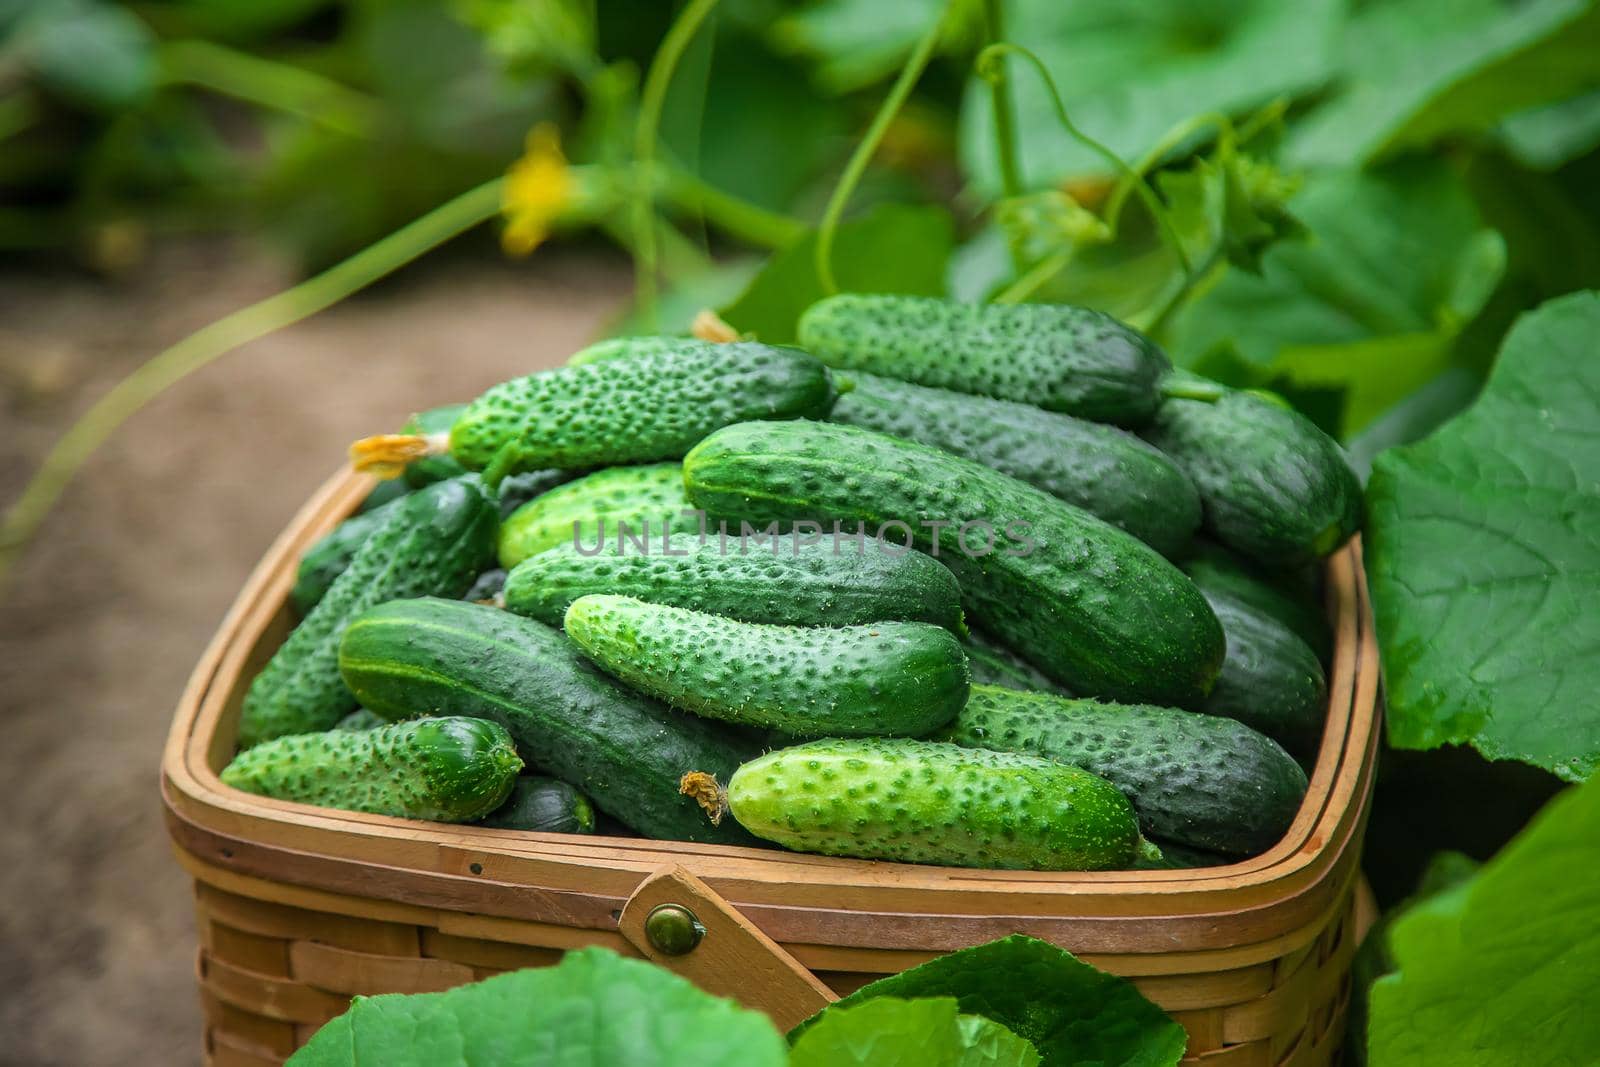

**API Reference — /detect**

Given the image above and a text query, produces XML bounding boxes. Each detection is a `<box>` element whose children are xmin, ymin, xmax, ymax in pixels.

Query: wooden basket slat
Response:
<box><xmin>166</xmin><ymin>469</ymin><xmax>1381</xmax><ymax>1066</ymax></box>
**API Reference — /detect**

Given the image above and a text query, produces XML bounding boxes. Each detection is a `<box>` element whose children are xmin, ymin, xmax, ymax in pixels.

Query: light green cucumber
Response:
<box><xmin>497</xmin><ymin>463</ymin><xmax>697</xmax><ymax>569</ymax></box>
<box><xmin>564</xmin><ymin>595</ymin><xmax>969</xmax><ymax>737</ymax></box>
<box><xmin>567</xmin><ymin>335</ymin><xmax>716</xmax><ymax>366</ymax></box>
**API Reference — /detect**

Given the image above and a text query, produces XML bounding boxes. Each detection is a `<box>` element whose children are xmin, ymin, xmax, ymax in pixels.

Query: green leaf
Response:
<box><xmin>288</xmin><ymin>947</ymin><xmax>788</xmax><ymax>1066</ymax></box>
<box><xmin>772</xmin><ymin>0</ymin><xmax>976</xmax><ymax>95</ymax></box>
<box><xmin>792</xmin><ymin>934</ymin><xmax>1187</xmax><ymax>1067</ymax></box>
<box><xmin>12</xmin><ymin>0</ymin><xmax>157</xmax><ymax>110</ymax></box>
<box><xmin>1288</xmin><ymin>0</ymin><xmax>1600</xmax><ymax>166</ymax></box>
<box><xmin>607</xmin><ymin>257</ymin><xmax>763</xmax><ymax>336</ymax></box>
<box><xmin>1366</xmin><ymin>291</ymin><xmax>1600</xmax><ymax>781</ymax></box>
<box><xmin>720</xmin><ymin>202</ymin><xmax>955</xmax><ymax>343</ymax></box>
<box><xmin>959</xmin><ymin>0</ymin><xmax>1341</xmax><ymax>192</ymax></box>
<box><xmin>1499</xmin><ymin>88</ymin><xmax>1600</xmax><ymax>171</ymax></box>
<box><xmin>1170</xmin><ymin>160</ymin><xmax>1505</xmax><ymax>436</ymax></box>
<box><xmin>790</xmin><ymin>997</ymin><xmax>1040</xmax><ymax>1067</ymax></box>
<box><xmin>1368</xmin><ymin>778</ymin><xmax>1600</xmax><ymax>1064</ymax></box>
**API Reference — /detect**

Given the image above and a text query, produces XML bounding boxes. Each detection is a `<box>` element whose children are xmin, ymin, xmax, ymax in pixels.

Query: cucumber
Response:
<box><xmin>684</xmin><ymin>421</ymin><xmax>1225</xmax><ymax>706</ymax></box>
<box><xmin>497</xmin><ymin>463</ymin><xmax>697</xmax><ymax>569</ymax></box>
<box><xmin>356</xmin><ymin>477</ymin><xmax>409</xmax><ymax>513</ymax></box>
<box><xmin>478</xmin><ymin>776</ymin><xmax>596</xmax><ymax>834</ymax></box>
<box><xmin>830</xmin><ymin>371</ymin><xmax>1200</xmax><ymax>556</ymax></box>
<box><xmin>563</xmin><ymin>595</ymin><xmax>970</xmax><ymax>738</ymax></box>
<box><xmin>221</xmin><ymin>717</ymin><xmax>521</xmax><ymax>823</ymax></box>
<box><xmin>239</xmin><ymin>476</ymin><xmax>498</xmax><ymax>748</ymax></box>
<box><xmin>936</xmin><ymin>685</ymin><xmax>1306</xmax><ymax>855</ymax></box>
<box><xmin>725</xmin><ymin>738</ymin><xmax>1142</xmax><ymax>870</ymax></box>
<box><xmin>797</xmin><ymin>294</ymin><xmax>1170</xmax><ymax>425</ymax></box>
<box><xmin>462</xmin><ymin>568</ymin><xmax>508</xmax><ymax>603</ymax></box>
<box><xmin>448</xmin><ymin>342</ymin><xmax>837</xmax><ymax>475</ymax></box>
<box><xmin>1201</xmin><ymin>592</ymin><xmax>1328</xmax><ymax>756</ymax></box>
<box><xmin>1138</xmin><ymin>839</ymin><xmax>1234</xmax><ymax>869</ymax></box>
<box><xmin>334</xmin><ymin>708</ymin><xmax>384</xmax><ymax>731</ymax></box>
<box><xmin>502</xmin><ymin>532</ymin><xmax>965</xmax><ymax>634</ymax></box>
<box><xmin>961</xmin><ymin>627</ymin><xmax>1072</xmax><ymax>695</ymax></box>
<box><xmin>401</xmin><ymin>404</ymin><xmax>469</xmax><ymax>487</ymax></box>
<box><xmin>1183</xmin><ymin>543</ymin><xmax>1331</xmax><ymax>661</ymax></box>
<box><xmin>290</xmin><ymin>498</ymin><xmax>400</xmax><ymax>616</ymax></box>
<box><xmin>568</xmin><ymin>335</ymin><xmax>714</xmax><ymax>367</ymax></box>
<box><xmin>494</xmin><ymin>468</ymin><xmax>576</xmax><ymax>519</ymax></box>
<box><xmin>1144</xmin><ymin>383</ymin><xmax>1362</xmax><ymax>566</ymax></box>
<box><xmin>337</xmin><ymin>597</ymin><xmax>760</xmax><ymax>844</ymax></box>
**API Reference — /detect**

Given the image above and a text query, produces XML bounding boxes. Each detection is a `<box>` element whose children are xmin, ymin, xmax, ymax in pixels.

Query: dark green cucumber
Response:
<box><xmin>337</xmin><ymin>597</ymin><xmax>760</xmax><ymax>844</ymax></box>
<box><xmin>478</xmin><ymin>776</ymin><xmax>596</xmax><ymax>834</ymax></box>
<box><xmin>567</xmin><ymin>335</ymin><xmax>715</xmax><ymax>366</ymax></box>
<box><xmin>830</xmin><ymin>371</ymin><xmax>1199</xmax><ymax>556</ymax></box>
<box><xmin>290</xmin><ymin>498</ymin><xmax>400</xmax><ymax>616</ymax></box>
<box><xmin>684</xmin><ymin>421</ymin><xmax>1224</xmax><ymax>706</ymax></box>
<box><xmin>563</xmin><ymin>595</ymin><xmax>969</xmax><ymax>737</ymax></box>
<box><xmin>356</xmin><ymin>477</ymin><xmax>409</xmax><ymax>512</ymax></box>
<box><xmin>240</xmin><ymin>477</ymin><xmax>499</xmax><ymax>747</ymax></box>
<box><xmin>936</xmin><ymin>685</ymin><xmax>1306</xmax><ymax>855</ymax></box>
<box><xmin>497</xmin><ymin>463</ymin><xmax>697</xmax><ymax>569</ymax></box>
<box><xmin>221</xmin><ymin>717</ymin><xmax>521</xmax><ymax>822</ymax></box>
<box><xmin>448</xmin><ymin>342</ymin><xmax>837</xmax><ymax>475</ymax></box>
<box><xmin>1144</xmin><ymin>382</ymin><xmax>1362</xmax><ymax>566</ymax></box>
<box><xmin>494</xmin><ymin>468</ymin><xmax>576</xmax><ymax>519</ymax></box>
<box><xmin>1184</xmin><ymin>543</ymin><xmax>1331</xmax><ymax>661</ymax></box>
<box><xmin>462</xmin><ymin>568</ymin><xmax>508</xmax><ymax>603</ymax></box>
<box><xmin>1137</xmin><ymin>839</ymin><xmax>1234</xmax><ymax>869</ymax></box>
<box><xmin>797</xmin><ymin>294</ymin><xmax>1170</xmax><ymax>425</ymax></box>
<box><xmin>503</xmin><ymin>532</ymin><xmax>965</xmax><ymax>634</ymax></box>
<box><xmin>401</xmin><ymin>404</ymin><xmax>469</xmax><ymax>487</ymax></box>
<box><xmin>1201</xmin><ymin>592</ymin><xmax>1328</xmax><ymax>756</ymax></box>
<box><xmin>961</xmin><ymin>627</ymin><xmax>1072</xmax><ymax>695</ymax></box>
<box><xmin>726</xmin><ymin>738</ymin><xmax>1142</xmax><ymax>870</ymax></box>
<box><xmin>334</xmin><ymin>708</ymin><xmax>384</xmax><ymax>731</ymax></box>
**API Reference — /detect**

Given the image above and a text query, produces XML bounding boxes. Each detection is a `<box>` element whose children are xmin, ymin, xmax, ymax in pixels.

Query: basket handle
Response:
<box><xmin>618</xmin><ymin>864</ymin><xmax>838</xmax><ymax>1030</ymax></box>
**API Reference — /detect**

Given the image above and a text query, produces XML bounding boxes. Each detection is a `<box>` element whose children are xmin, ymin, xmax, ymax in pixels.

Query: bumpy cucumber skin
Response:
<box><xmin>830</xmin><ymin>372</ymin><xmax>1199</xmax><ymax>556</ymax></box>
<box><xmin>337</xmin><ymin>598</ymin><xmax>760</xmax><ymax>844</ymax></box>
<box><xmin>727</xmin><ymin>738</ymin><xmax>1142</xmax><ymax>870</ymax></box>
<box><xmin>564</xmin><ymin>595</ymin><xmax>970</xmax><ymax>738</ymax></box>
<box><xmin>937</xmin><ymin>685</ymin><xmax>1306</xmax><ymax>855</ymax></box>
<box><xmin>797</xmin><ymin>294</ymin><xmax>1170</xmax><ymax>425</ymax></box>
<box><xmin>961</xmin><ymin>628</ymin><xmax>1072</xmax><ymax>695</ymax></box>
<box><xmin>1202</xmin><ymin>593</ymin><xmax>1328</xmax><ymax>755</ymax></box>
<box><xmin>240</xmin><ymin>477</ymin><xmax>499</xmax><ymax>748</ymax></box>
<box><xmin>449</xmin><ymin>343</ymin><xmax>837</xmax><ymax>473</ymax></box>
<box><xmin>568</xmin><ymin>335</ymin><xmax>716</xmax><ymax>367</ymax></box>
<box><xmin>334</xmin><ymin>708</ymin><xmax>384</xmax><ymax>731</ymax></box>
<box><xmin>684</xmin><ymin>421</ymin><xmax>1225</xmax><ymax>706</ymax></box>
<box><xmin>497</xmin><ymin>463</ymin><xmax>696</xmax><ymax>569</ymax></box>
<box><xmin>503</xmin><ymin>532</ymin><xmax>966</xmax><ymax>634</ymax></box>
<box><xmin>290</xmin><ymin>498</ymin><xmax>400</xmax><ymax>616</ymax></box>
<box><xmin>1144</xmin><ymin>390</ymin><xmax>1362</xmax><ymax>567</ymax></box>
<box><xmin>478</xmin><ymin>776</ymin><xmax>596</xmax><ymax>833</ymax></box>
<box><xmin>221</xmin><ymin>717</ymin><xmax>521</xmax><ymax>822</ymax></box>
<box><xmin>401</xmin><ymin>404</ymin><xmax>469</xmax><ymax>487</ymax></box>
<box><xmin>1184</xmin><ymin>543</ymin><xmax>1331</xmax><ymax>661</ymax></box>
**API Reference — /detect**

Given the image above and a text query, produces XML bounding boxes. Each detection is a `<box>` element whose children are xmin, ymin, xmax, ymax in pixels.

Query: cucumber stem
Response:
<box><xmin>980</xmin><ymin>0</ymin><xmax>1022</xmax><ymax>198</ymax></box>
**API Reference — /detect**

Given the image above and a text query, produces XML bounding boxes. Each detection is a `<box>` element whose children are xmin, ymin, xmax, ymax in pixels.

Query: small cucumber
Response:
<box><xmin>497</xmin><ymin>463</ymin><xmax>696</xmax><ymax>569</ymax></box>
<box><xmin>797</xmin><ymin>294</ymin><xmax>1170</xmax><ymax>425</ymax></box>
<box><xmin>462</xmin><ymin>568</ymin><xmax>508</xmax><ymax>603</ymax></box>
<box><xmin>1144</xmin><ymin>382</ymin><xmax>1362</xmax><ymax>566</ymax></box>
<box><xmin>400</xmin><ymin>404</ymin><xmax>469</xmax><ymax>487</ymax></box>
<box><xmin>1201</xmin><ymin>592</ymin><xmax>1328</xmax><ymax>756</ymax></box>
<box><xmin>725</xmin><ymin>738</ymin><xmax>1142</xmax><ymax>870</ymax></box>
<box><xmin>503</xmin><ymin>532</ymin><xmax>965</xmax><ymax>634</ymax></box>
<box><xmin>494</xmin><ymin>468</ymin><xmax>576</xmax><ymax>519</ymax></box>
<box><xmin>936</xmin><ymin>685</ymin><xmax>1306</xmax><ymax>855</ymax></box>
<box><xmin>684</xmin><ymin>421</ymin><xmax>1224</xmax><ymax>706</ymax></box>
<box><xmin>961</xmin><ymin>627</ymin><xmax>1072</xmax><ymax>695</ymax></box>
<box><xmin>1183</xmin><ymin>543</ymin><xmax>1331</xmax><ymax>661</ymax></box>
<box><xmin>830</xmin><ymin>371</ymin><xmax>1200</xmax><ymax>556</ymax></box>
<box><xmin>239</xmin><ymin>476</ymin><xmax>498</xmax><ymax>748</ymax></box>
<box><xmin>338</xmin><ymin>597</ymin><xmax>760</xmax><ymax>844</ymax></box>
<box><xmin>334</xmin><ymin>708</ymin><xmax>384</xmax><ymax>731</ymax></box>
<box><xmin>290</xmin><ymin>498</ymin><xmax>400</xmax><ymax>616</ymax></box>
<box><xmin>221</xmin><ymin>717</ymin><xmax>521</xmax><ymax>822</ymax></box>
<box><xmin>449</xmin><ymin>342</ymin><xmax>837</xmax><ymax>475</ymax></box>
<box><xmin>563</xmin><ymin>595</ymin><xmax>970</xmax><ymax>738</ymax></box>
<box><xmin>567</xmin><ymin>335</ymin><xmax>715</xmax><ymax>366</ymax></box>
<box><xmin>478</xmin><ymin>776</ymin><xmax>596</xmax><ymax>834</ymax></box>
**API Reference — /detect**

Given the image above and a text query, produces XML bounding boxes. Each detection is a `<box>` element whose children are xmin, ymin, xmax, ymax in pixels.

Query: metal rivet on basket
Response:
<box><xmin>469</xmin><ymin>863</ymin><xmax>483</xmax><ymax>875</ymax></box>
<box><xmin>645</xmin><ymin>903</ymin><xmax>704</xmax><ymax>956</ymax></box>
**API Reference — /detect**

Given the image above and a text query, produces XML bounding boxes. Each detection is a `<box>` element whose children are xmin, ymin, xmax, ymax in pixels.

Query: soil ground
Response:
<box><xmin>0</xmin><ymin>241</ymin><xmax>629</xmax><ymax>1066</ymax></box>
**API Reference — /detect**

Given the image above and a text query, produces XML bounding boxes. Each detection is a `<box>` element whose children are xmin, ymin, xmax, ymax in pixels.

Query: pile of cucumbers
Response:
<box><xmin>222</xmin><ymin>295</ymin><xmax>1359</xmax><ymax>871</ymax></box>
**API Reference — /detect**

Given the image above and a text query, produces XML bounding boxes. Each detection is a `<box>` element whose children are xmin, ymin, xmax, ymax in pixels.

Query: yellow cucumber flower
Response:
<box><xmin>501</xmin><ymin>122</ymin><xmax>575</xmax><ymax>257</ymax></box>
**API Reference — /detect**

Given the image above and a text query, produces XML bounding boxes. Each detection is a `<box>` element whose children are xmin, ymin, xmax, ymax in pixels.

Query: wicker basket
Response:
<box><xmin>165</xmin><ymin>470</ymin><xmax>1382</xmax><ymax>1067</ymax></box>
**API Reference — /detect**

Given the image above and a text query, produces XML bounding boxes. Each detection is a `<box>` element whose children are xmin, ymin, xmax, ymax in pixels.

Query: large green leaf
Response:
<box><xmin>287</xmin><ymin>947</ymin><xmax>788</xmax><ymax>1066</ymax></box>
<box><xmin>792</xmin><ymin>935</ymin><xmax>1186</xmax><ymax>1067</ymax></box>
<box><xmin>959</xmin><ymin>0</ymin><xmax>1341</xmax><ymax>192</ymax></box>
<box><xmin>1498</xmin><ymin>87</ymin><xmax>1600</xmax><ymax>171</ymax></box>
<box><xmin>790</xmin><ymin>997</ymin><xmax>1040</xmax><ymax>1067</ymax></box>
<box><xmin>1288</xmin><ymin>0</ymin><xmax>1600</xmax><ymax>166</ymax></box>
<box><xmin>1367</xmin><ymin>778</ymin><xmax>1600</xmax><ymax>1064</ymax></box>
<box><xmin>1170</xmin><ymin>160</ymin><xmax>1505</xmax><ymax>436</ymax></box>
<box><xmin>720</xmin><ymin>202</ymin><xmax>955</xmax><ymax>343</ymax></box>
<box><xmin>1366</xmin><ymin>291</ymin><xmax>1600</xmax><ymax>781</ymax></box>
<box><xmin>771</xmin><ymin>0</ymin><xmax>974</xmax><ymax>94</ymax></box>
